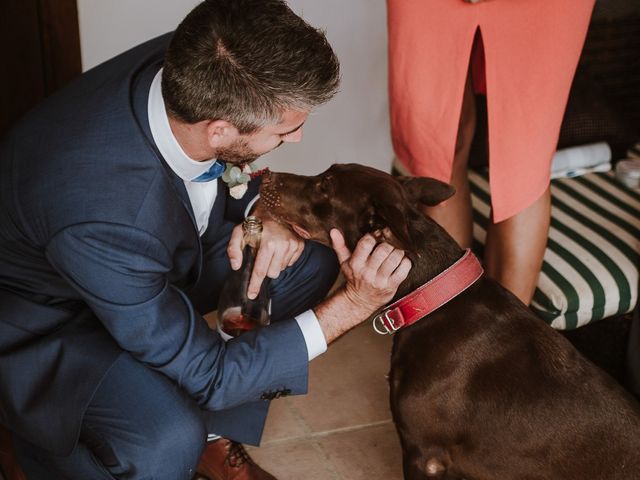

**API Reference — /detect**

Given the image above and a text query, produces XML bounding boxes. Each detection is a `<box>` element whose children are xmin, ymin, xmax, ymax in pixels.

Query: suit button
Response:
<box><xmin>272</xmin><ymin>389</ymin><xmax>291</xmax><ymax>399</ymax></box>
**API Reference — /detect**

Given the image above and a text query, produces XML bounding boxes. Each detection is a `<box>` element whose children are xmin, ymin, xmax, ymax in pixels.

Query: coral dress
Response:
<box><xmin>387</xmin><ymin>0</ymin><xmax>595</xmax><ymax>222</ymax></box>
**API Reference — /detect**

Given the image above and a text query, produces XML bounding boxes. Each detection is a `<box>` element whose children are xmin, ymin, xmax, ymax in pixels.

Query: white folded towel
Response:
<box><xmin>551</xmin><ymin>142</ymin><xmax>612</xmax><ymax>179</ymax></box>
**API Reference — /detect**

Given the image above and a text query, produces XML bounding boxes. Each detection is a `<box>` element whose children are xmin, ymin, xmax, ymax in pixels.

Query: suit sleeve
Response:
<box><xmin>45</xmin><ymin>222</ymin><xmax>309</xmax><ymax>409</ymax></box>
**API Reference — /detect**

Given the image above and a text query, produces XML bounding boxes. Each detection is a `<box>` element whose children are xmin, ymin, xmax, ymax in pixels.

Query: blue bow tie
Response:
<box><xmin>192</xmin><ymin>160</ymin><xmax>226</xmax><ymax>182</ymax></box>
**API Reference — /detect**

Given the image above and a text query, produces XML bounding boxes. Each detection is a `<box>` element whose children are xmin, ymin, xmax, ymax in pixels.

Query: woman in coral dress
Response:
<box><xmin>387</xmin><ymin>0</ymin><xmax>595</xmax><ymax>304</ymax></box>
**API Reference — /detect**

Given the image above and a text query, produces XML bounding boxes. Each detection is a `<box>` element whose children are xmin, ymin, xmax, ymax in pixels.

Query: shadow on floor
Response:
<box><xmin>560</xmin><ymin>313</ymin><xmax>632</xmax><ymax>386</ymax></box>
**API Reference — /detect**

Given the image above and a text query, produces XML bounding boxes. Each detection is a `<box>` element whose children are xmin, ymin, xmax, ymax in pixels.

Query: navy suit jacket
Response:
<box><xmin>0</xmin><ymin>33</ymin><xmax>309</xmax><ymax>455</ymax></box>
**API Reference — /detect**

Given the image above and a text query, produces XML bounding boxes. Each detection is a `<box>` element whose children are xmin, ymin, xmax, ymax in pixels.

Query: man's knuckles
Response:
<box><xmin>355</xmin><ymin>235</ymin><xmax>377</xmax><ymax>253</ymax></box>
<box><xmin>373</xmin><ymin>242</ymin><xmax>395</xmax><ymax>257</ymax></box>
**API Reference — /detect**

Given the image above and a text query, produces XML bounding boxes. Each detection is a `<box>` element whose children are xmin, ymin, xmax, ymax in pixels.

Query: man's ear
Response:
<box><xmin>395</xmin><ymin>176</ymin><xmax>455</xmax><ymax>206</ymax></box>
<box><xmin>206</xmin><ymin>119</ymin><xmax>239</xmax><ymax>149</ymax></box>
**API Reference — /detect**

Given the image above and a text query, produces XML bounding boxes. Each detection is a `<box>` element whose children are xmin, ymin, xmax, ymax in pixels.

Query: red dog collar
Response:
<box><xmin>373</xmin><ymin>249</ymin><xmax>483</xmax><ymax>335</ymax></box>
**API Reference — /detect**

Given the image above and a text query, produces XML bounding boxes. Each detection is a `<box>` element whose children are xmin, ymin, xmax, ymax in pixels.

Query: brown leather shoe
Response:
<box><xmin>195</xmin><ymin>438</ymin><xmax>277</xmax><ymax>480</ymax></box>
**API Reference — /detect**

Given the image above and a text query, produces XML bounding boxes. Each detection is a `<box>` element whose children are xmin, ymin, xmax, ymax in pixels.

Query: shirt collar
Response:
<box><xmin>147</xmin><ymin>68</ymin><xmax>217</xmax><ymax>182</ymax></box>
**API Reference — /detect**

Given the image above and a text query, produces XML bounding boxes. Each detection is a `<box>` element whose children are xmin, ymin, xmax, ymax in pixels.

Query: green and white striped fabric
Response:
<box><xmin>470</xmin><ymin>170</ymin><xmax>640</xmax><ymax>330</ymax></box>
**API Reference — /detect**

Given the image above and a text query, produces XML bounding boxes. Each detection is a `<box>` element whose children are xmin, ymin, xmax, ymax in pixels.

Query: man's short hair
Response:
<box><xmin>162</xmin><ymin>0</ymin><xmax>341</xmax><ymax>133</ymax></box>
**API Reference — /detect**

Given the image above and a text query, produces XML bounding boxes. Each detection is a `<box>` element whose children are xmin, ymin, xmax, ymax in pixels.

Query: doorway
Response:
<box><xmin>0</xmin><ymin>0</ymin><xmax>81</xmax><ymax>136</ymax></box>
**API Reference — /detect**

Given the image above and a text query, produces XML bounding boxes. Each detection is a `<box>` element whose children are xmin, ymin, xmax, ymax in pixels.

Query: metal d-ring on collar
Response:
<box><xmin>372</xmin><ymin>310</ymin><xmax>401</xmax><ymax>335</ymax></box>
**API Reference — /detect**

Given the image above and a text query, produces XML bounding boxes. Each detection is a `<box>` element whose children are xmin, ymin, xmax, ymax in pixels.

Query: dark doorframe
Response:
<box><xmin>0</xmin><ymin>0</ymin><xmax>82</xmax><ymax>136</ymax></box>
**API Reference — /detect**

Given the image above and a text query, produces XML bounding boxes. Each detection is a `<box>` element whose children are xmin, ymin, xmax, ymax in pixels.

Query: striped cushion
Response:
<box><xmin>470</xmin><ymin>170</ymin><xmax>640</xmax><ymax>329</ymax></box>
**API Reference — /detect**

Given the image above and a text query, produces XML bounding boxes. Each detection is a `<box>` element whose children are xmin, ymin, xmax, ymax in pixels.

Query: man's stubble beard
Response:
<box><xmin>215</xmin><ymin>138</ymin><xmax>283</xmax><ymax>166</ymax></box>
<box><xmin>215</xmin><ymin>138</ymin><xmax>259</xmax><ymax>165</ymax></box>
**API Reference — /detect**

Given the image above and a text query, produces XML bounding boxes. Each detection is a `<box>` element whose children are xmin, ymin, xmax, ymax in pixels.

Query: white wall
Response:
<box><xmin>77</xmin><ymin>0</ymin><xmax>393</xmax><ymax>175</ymax></box>
<box><xmin>77</xmin><ymin>0</ymin><xmax>200</xmax><ymax>71</ymax></box>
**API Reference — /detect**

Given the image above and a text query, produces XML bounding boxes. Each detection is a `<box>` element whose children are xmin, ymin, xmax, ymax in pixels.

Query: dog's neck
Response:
<box><xmin>393</xmin><ymin>215</ymin><xmax>465</xmax><ymax>301</ymax></box>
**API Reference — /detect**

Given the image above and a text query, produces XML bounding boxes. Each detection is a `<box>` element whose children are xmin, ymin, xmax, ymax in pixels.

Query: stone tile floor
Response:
<box><xmin>246</xmin><ymin>321</ymin><xmax>404</xmax><ymax>480</ymax></box>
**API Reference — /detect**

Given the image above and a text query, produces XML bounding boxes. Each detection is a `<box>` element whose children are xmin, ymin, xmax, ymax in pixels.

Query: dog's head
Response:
<box><xmin>259</xmin><ymin>163</ymin><xmax>455</xmax><ymax>253</ymax></box>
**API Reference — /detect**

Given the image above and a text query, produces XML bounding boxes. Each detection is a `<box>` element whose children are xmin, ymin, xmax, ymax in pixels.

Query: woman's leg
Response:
<box><xmin>421</xmin><ymin>70</ymin><xmax>550</xmax><ymax>306</ymax></box>
<box><xmin>484</xmin><ymin>187</ymin><xmax>551</xmax><ymax>305</ymax></box>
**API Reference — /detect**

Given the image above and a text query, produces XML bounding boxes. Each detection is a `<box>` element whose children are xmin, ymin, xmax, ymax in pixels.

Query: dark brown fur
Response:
<box><xmin>259</xmin><ymin>163</ymin><xmax>640</xmax><ymax>480</ymax></box>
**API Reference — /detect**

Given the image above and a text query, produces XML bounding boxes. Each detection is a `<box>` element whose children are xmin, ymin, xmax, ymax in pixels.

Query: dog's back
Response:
<box><xmin>390</xmin><ymin>277</ymin><xmax>640</xmax><ymax>479</ymax></box>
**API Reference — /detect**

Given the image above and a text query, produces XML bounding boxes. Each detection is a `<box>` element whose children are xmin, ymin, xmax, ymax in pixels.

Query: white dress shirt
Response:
<box><xmin>147</xmin><ymin>69</ymin><xmax>327</xmax><ymax>360</ymax></box>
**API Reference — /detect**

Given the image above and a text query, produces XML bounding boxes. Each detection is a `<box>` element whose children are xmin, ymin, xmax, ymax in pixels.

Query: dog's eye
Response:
<box><xmin>316</xmin><ymin>176</ymin><xmax>333</xmax><ymax>196</ymax></box>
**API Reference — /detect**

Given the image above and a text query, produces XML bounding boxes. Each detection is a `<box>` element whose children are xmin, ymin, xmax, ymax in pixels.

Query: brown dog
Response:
<box><xmin>259</xmin><ymin>163</ymin><xmax>640</xmax><ymax>480</ymax></box>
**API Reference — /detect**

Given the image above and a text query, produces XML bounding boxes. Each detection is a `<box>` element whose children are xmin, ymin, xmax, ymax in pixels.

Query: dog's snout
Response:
<box><xmin>260</xmin><ymin>170</ymin><xmax>273</xmax><ymax>185</ymax></box>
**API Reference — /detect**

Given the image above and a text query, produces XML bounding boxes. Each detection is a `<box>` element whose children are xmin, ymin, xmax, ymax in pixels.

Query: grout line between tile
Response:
<box><xmin>309</xmin><ymin>440</ymin><xmax>343</xmax><ymax>480</ymax></box>
<box><xmin>260</xmin><ymin>419</ymin><xmax>394</xmax><ymax>447</ymax></box>
<box><xmin>284</xmin><ymin>396</ymin><xmax>315</xmax><ymax>436</ymax></box>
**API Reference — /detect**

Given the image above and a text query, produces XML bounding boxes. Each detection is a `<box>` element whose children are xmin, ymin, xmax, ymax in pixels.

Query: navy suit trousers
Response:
<box><xmin>14</xmin><ymin>235</ymin><xmax>339</xmax><ymax>480</ymax></box>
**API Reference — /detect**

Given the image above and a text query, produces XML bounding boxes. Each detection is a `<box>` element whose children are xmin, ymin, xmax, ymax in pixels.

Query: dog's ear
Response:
<box><xmin>370</xmin><ymin>201</ymin><xmax>415</xmax><ymax>252</ymax></box>
<box><xmin>395</xmin><ymin>176</ymin><xmax>455</xmax><ymax>206</ymax></box>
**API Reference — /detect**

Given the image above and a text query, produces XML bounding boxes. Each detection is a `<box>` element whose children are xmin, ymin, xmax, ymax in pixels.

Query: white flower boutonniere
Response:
<box><xmin>228</xmin><ymin>183</ymin><xmax>248</xmax><ymax>200</ymax></box>
<box><xmin>222</xmin><ymin>163</ymin><xmax>254</xmax><ymax>199</ymax></box>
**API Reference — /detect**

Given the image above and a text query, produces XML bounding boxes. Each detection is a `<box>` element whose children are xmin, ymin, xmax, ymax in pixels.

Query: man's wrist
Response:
<box><xmin>313</xmin><ymin>289</ymin><xmax>377</xmax><ymax>344</ymax></box>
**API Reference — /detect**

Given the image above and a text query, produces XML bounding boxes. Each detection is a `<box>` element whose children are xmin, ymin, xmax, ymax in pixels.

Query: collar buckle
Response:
<box><xmin>370</xmin><ymin>249</ymin><xmax>484</xmax><ymax>336</ymax></box>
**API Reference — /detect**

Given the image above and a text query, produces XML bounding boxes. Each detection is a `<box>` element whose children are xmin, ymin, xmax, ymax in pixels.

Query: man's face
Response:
<box><xmin>219</xmin><ymin>110</ymin><xmax>308</xmax><ymax>165</ymax></box>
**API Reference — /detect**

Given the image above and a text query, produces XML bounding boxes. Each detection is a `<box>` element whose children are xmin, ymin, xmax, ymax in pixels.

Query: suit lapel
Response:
<box><xmin>209</xmin><ymin>179</ymin><xmax>227</xmax><ymax>229</ymax></box>
<box><xmin>130</xmin><ymin>60</ymin><xmax>203</xmax><ymax>289</ymax></box>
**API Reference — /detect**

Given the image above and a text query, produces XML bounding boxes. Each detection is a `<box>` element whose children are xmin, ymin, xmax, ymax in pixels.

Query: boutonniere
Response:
<box><xmin>222</xmin><ymin>163</ymin><xmax>254</xmax><ymax>199</ymax></box>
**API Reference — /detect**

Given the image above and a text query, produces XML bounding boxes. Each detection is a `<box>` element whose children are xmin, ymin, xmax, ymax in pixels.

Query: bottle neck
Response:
<box><xmin>243</xmin><ymin>231</ymin><xmax>261</xmax><ymax>250</ymax></box>
<box><xmin>242</xmin><ymin>216</ymin><xmax>263</xmax><ymax>250</ymax></box>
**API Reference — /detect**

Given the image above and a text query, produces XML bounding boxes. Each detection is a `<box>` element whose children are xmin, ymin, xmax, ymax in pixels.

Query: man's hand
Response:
<box><xmin>332</xmin><ymin>229</ymin><xmax>410</xmax><ymax>310</ymax></box>
<box><xmin>314</xmin><ymin>229</ymin><xmax>412</xmax><ymax>343</ymax></box>
<box><xmin>227</xmin><ymin>219</ymin><xmax>305</xmax><ymax>299</ymax></box>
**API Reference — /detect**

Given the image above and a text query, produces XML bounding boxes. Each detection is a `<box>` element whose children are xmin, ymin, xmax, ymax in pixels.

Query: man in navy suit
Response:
<box><xmin>0</xmin><ymin>1</ymin><xmax>411</xmax><ymax>479</ymax></box>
